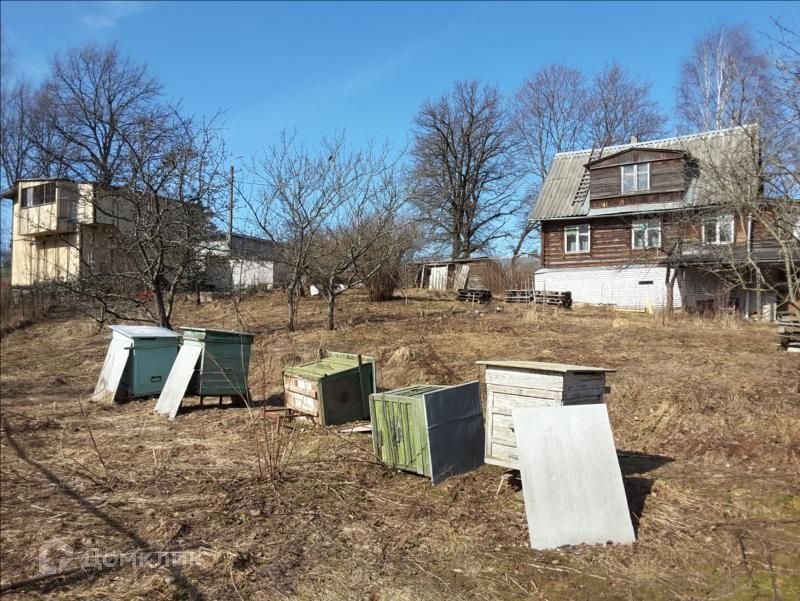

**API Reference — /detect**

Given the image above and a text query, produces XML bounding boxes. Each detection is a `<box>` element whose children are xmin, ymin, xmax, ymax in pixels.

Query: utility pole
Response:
<box><xmin>228</xmin><ymin>165</ymin><xmax>234</xmax><ymax>247</ymax></box>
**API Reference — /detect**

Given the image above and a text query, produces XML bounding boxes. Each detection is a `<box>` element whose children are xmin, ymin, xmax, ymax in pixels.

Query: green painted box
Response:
<box><xmin>282</xmin><ymin>350</ymin><xmax>376</xmax><ymax>426</ymax></box>
<box><xmin>182</xmin><ymin>327</ymin><xmax>255</xmax><ymax>399</ymax></box>
<box><xmin>111</xmin><ymin>326</ymin><xmax>180</xmax><ymax>399</ymax></box>
<box><xmin>369</xmin><ymin>381</ymin><xmax>484</xmax><ymax>484</ymax></box>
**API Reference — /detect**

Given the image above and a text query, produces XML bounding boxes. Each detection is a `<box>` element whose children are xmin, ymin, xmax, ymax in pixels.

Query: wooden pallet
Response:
<box><xmin>533</xmin><ymin>291</ymin><xmax>573</xmax><ymax>309</ymax></box>
<box><xmin>458</xmin><ymin>288</ymin><xmax>492</xmax><ymax>303</ymax></box>
<box><xmin>777</xmin><ymin>312</ymin><xmax>800</xmax><ymax>351</ymax></box>
<box><xmin>505</xmin><ymin>289</ymin><xmax>535</xmax><ymax>304</ymax></box>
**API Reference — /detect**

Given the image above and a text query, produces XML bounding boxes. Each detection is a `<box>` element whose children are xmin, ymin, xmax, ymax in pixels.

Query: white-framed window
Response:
<box><xmin>702</xmin><ymin>214</ymin><xmax>734</xmax><ymax>245</ymax></box>
<box><xmin>564</xmin><ymin>223</ymin><xmax>590</xmax><ymax>253</ymax></box>
<box><xmin>632</xmin><ymin>218</ymin><xmax>662</xmax><ymax>249</ymax></box>
<box><xmin>621</xmin><ymin>163</ymin><xmax>650</xmax><ymax>193</ymax></box>
<box><xmin>21</xmin><ymin>183</ymin><xmax>56</xmax><ymax>208</ymax></box>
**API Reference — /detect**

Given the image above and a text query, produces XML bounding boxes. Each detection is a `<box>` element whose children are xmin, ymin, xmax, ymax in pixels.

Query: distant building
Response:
<box><xmin>2</xmin><ymin>178</ymin><xmax>287</xmax><ymax>292</ymax></box>
<box><xmin>203</xmin><ymin>233</ymin><xmax>289</xmax><ymax>291</ymax></box>
<box><xmin>529</xmin><ymin>125</ymin><xmax>798</xmax><ymax>318</ymax></box>
<box><xmin>3</xmin><ymin>178</ymin><xmax>124</xmax><ymax>287</ymax></box>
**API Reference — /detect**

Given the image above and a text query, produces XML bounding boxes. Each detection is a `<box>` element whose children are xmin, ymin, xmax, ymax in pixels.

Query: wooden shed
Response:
<box><xmin>369</xmin><ymin>381</ymin><xmax>484</xmax><ymax>484</ymax></box>
<box><xmin>93</xmin><ymin>325</ymin><xmax>180</xmax><ymax>402</ymax></box>
<box><xmin>477</xmin><ymin>360</ymin><xmax>615</xmax><ymax>469</ymax></box>
<box><xmin>155</xmin><ymin>327</ymin><xmax>255</xmax><ymax>419</ymax></box>
<box><xmin>282</xmin><ymin>350</ymin><xmax>376</xmax><ymax>426</ymax></box>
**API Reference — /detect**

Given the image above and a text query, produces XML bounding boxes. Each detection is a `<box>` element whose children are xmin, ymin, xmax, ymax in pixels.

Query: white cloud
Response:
<box><xmin>81</xmin><ymin>1</ymin><xmax>148</xmax><ymax>29</ymax></box>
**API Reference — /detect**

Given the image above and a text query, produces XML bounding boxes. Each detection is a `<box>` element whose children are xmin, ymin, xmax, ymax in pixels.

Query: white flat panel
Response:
<box><xmin>513</xmin><ymin>405</ymin><xmax>635</xmax><ymax>550</ymax></box>
<box><xmin>428</xmin><ymin>265</ymin><xmax>448</xmax><ymax>290</ymax></box>
<box><xmin>92</xmin><ymin>339</ymin><xmax>130</xmax><ymax>402</ymax></box>
<box><xmin>155</xmin><ymin>345</ymin><xmax>202</xmax><ymax>419</ymax></box>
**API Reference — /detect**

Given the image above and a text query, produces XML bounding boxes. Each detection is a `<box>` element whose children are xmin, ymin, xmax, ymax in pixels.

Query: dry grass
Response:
<box><xmin>1</xmin><ymin>289</ymin><xmax>799</xmax><ymax>599</ymax></box>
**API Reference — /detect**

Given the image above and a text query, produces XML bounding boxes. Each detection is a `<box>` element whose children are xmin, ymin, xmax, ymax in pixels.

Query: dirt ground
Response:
<box><xmin>1</xmin><ymin>290</ymin><xmax>799</xmax><ymax>600</ymax></box>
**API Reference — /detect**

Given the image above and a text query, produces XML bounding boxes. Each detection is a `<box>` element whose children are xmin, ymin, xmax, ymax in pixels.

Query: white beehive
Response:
<box><xmin>477</xmin><ymin>360</ymin><xmax>615</xmax><ymax>469</ymax></box>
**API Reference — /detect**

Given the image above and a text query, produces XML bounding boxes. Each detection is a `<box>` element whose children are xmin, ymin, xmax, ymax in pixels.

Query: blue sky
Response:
<box><xmin>1</xmin><ymin>1</ymin><xmax>798</xmax><ymax>251</ymax></box>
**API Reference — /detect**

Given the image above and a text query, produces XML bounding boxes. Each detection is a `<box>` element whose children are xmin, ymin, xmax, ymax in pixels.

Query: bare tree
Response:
<box><xmin>246</xmin><ymin>131</ymin><xmax>342</xmax><ymax>332</ymax></box>
<box><xmin>512</xmin><ymin>63</ymin><xmax>665</xmax><ymax>257</ymax></box>
<box><xmin>61</xmin><ymin>110</ymin><xmax>227</xmax><ymax>329</ymax></box>
<box><xmin>588</xmin><ymin>61</ymin><xmax>667</xmax><ymax>147</ymax></box>
<box><xmin>37</xmin><ymin>43</ymin><xmax>164</xmax><ymax>185</ymax></box>
<box><xmin>677</xmin><ymin>23</ymin><xmax>775</xmax><ymax>131</ymax></box>
<box><xmin>411</xmin><ymin>80</ymin><xmax>521</xmax><ymax>258</ymax></box>
<box><xmin>305</xmin><ymin>140</ymin><xmax>406</xmax><ymax>329</ymax></box>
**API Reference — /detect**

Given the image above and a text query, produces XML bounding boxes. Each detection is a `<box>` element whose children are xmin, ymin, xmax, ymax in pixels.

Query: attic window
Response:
<box><xmin>621</xmin><ymin>163</ymin><xmax>650</xmax><ymax>193</ymax></box>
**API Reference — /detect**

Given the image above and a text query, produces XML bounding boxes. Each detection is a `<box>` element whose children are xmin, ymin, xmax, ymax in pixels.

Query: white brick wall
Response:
<box><xmin>534</xmin><ymin>266</ymin><xmax>728</xmax><ymax>310</ymax></box>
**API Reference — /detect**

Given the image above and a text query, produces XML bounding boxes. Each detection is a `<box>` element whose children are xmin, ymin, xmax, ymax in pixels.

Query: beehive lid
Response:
<box><xmin>476</xmin><ymin>360</ymin><xmax>615</xmax><ymax>374</ymax></box>
<box><xmin>284</xmin><ymin>355</ymin><xmax>362</xmax><ymax>381</ymax></box>
<box><xmin>375</xmin><ymin>384</ymin><xmax>447</xmax><ymax>400</ymax></box>
<box><xmin>180</xmin><ymin>327</ymin><xmax>255</xmax><ymax>341</ymax></box>
<box><xmin>109</xmin><ymin>325</ymin><xmax>179</xmax><ymax>339</ymax></box>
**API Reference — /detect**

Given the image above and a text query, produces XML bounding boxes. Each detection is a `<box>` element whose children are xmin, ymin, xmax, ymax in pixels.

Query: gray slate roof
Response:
<box><xmin>529</xmin><ymin>125</ymin><xmax>757</xmax><ymax>221</ymax></box>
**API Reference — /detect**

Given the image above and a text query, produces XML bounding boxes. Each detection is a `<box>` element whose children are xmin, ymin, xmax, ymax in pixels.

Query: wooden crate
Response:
<box><xmin>533</xmin><ymin>290</ymin><xmax>572</xmax><ymax>308</ymax></box>
<box><xmin>477</xmin><ymin>360</ymin><xmax>615</xmax><ymax>469</ymax></box>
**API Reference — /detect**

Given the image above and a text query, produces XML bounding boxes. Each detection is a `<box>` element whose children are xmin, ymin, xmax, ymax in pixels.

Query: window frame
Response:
<box><xmin>564</xmin><ymin>223</ymin><xmax>591</xmax><ymax>254</ymax></box>
<box><xmin>702</xmin><ymin>213</ymin><xmax>735</xmax><ymax>245</ymax></box>
<box><xmin>631</xmin><ymin>217</ymin><xmax>662</xmax><ymax>250</ymax></box>
<box><xmin>20</xmin><ymin>183</ymin><xmax>56</xmax><ymax>209</ymax></box>
<box><xmin>620</xmin><ymin>163</ymin><xmax>650</xmax><ymax>194</ymax></box>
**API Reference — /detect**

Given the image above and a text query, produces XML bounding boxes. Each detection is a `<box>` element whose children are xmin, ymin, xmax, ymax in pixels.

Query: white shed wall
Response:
<box><xmin>534</xmin><ymin>266</ymin><xmax>728</xmax><ymax>310</ymax></box>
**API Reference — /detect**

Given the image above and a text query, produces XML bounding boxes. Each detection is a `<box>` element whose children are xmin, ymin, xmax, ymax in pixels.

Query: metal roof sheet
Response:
<box><xmin>109</xmin><ymin>325</ymin><xmax>179</xmax><ymax>339</ymax></box>
<box><xmin>476</xmin><ymin>360</ymin><xmax>615</xmax><ymax>373</ymax></box>
<box><xmin>530</xmin><ymin>125</ymin><xmax>757</xmax><ymax>221</ymax></box>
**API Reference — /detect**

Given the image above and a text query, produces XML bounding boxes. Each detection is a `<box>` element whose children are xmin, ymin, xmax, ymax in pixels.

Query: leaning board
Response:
<box><xmin>154</xmin><ymin>345</ymin><xmax>202</xmax><ymax>419</ymax></box>
<box><xmin>92</xmin><ymin>339</ymin><xmax>130</xmax><ymax>403</ymax></box>
<box><xmin>513</xmin><ymin>404</ymin><xmax>635</xmax><ymax>550</ymax></box>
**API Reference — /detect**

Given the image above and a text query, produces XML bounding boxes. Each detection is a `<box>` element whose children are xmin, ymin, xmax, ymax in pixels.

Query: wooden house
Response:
<box><xmin>529</xmin><ymin>125</ymin><xmax>797</xmax><ymax>318</ymax></box>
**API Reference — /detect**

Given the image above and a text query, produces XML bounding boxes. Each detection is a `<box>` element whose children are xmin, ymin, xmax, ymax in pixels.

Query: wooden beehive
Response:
<box><xmin>477</xmin><ymin>360</ymin><xmax>615</xmax><ymax>469</ymax></box>
<box><xmin>369</xmin><ymin>381</ymin><xmax>483</xmax><ymax>484</ymax></box>
<box><xmin>182</xmin><ymin>327</ymin><xmax>255</xmax><ymax>399</ymax></box>
<box><xmin>94</xmin><ymin>325</ymin><xmax>180</xmax><ymax>402</ymax></box>
<box><xmin>282</xmin><ymin>351</ymin><xmax>376</xmax><ymax>426</ymax></box>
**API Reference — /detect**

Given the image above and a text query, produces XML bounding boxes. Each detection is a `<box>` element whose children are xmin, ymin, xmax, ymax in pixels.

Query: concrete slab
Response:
<box><xmin>512</xmin><ymin>404</ymin><xmax>635</xmax><ymax>550</ymax></box>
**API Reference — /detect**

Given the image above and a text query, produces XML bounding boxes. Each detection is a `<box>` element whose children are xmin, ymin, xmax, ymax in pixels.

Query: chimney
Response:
<box><xmin>630</xmin><ymin>135</ymin><xmax>639</xmax><ymax>144</ymax></box>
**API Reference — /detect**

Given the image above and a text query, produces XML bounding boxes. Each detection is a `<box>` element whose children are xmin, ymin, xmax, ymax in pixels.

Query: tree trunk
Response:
<box><xmin>287</xmin><ymin>284</ymin><xmax>297</xmax><ymax>332</ymax></box>
<box><xmin>153</xmin><ymin>284</ymin><xmax>171</xmax><ymax>329</ymax></box>
<box><xmin>326</xmin><ymin>293</ymin><xmax>336</xmax><ymax>331</ymax></box>
<box><xmin>665</xmin><ymin>266</ymin><xmax>679</xmax><ymax>315</ymax></box>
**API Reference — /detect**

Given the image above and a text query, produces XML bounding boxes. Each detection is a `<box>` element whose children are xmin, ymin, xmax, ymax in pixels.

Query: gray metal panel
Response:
<box><xmin>530</xmin><ymin>125</ymin><xmax>757</xmax><ymax>221</ymax></box>
<box><xmin>513</xmin><ymin>405</ymin><xmax>635</xmax><ymax>550</ymax></box>
<box><xmin>109</xmin><ymin>325</ymin><xmax>179</xmax><ymax>339</ymax></box>
<box><xmin>423</xmin><ymin>381</ymin><xmax>484</xmax><ymax>484</ymax></box>
<box><xmin>155</xmin><ymin>344</ymin><xmax>202</xmax><ymax>419</ymax></box>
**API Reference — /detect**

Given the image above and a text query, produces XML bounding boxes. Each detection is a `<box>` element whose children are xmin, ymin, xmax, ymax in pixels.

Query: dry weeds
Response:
<box><xmin>1</xmin><ymin>290</ymin><xmax>798</xmax><ymax>599</ymax></box>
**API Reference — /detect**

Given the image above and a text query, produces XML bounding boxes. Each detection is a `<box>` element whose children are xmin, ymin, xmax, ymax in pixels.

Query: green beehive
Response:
<box><xmin>282</xmin><ymin>350</ymin><xmax>376</xmax><ymax>426</ymax></box>
<box><xmin>369</xmin><ymin>381</ymin><xmax>484</xmax><ymax>484</ymax></box>
<box><xmin>181</xmin><ymin>327</ymin><xmax>255</xmax><ymax>399</ymax></box>
<box><xmin>93</xmin><ymin>326</ymin><xmax>180</xmax><ymax>402</ymax></box>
